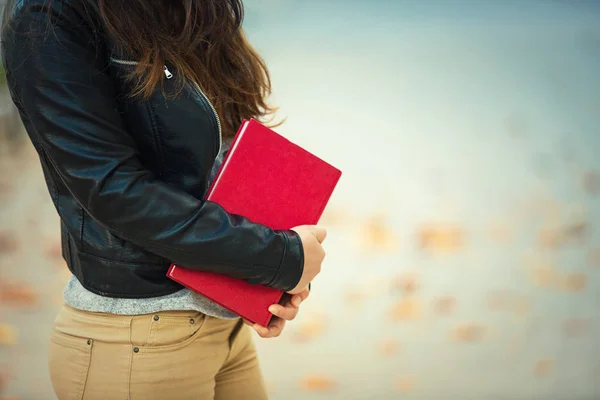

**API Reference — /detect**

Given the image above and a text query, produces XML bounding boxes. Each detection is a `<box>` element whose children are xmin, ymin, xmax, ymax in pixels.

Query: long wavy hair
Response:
<box><xmin>3</xmin><ymin>0</ymin><xmax>279</xmax><ymax>137</ymax></box>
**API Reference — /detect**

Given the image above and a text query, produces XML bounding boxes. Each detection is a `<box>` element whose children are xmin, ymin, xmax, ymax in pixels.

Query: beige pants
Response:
<box><xmin>48</xmin><ymin>305</ymin><xmax>268</xmax><ymax>400</ymax></box>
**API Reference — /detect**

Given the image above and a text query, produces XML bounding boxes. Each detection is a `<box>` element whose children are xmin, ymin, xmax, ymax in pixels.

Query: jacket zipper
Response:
<box><xmin>189</xmin><ymin>80</ymin><xmax>222</xmax><ymax>155</ymax></box>
<box><xmin>109</xmin><ymin>58</ymin><xmax>222</xmax><ymax>155</ymax></box>
<box><xmin>163</xmin><ymin>66</ymin><xmax>173</xmax><ymax>79</ymax></box>
<box><xmin>111</xmin><ymin>58</ymin><xmax>173</xmax><ymax>80</ymax></box>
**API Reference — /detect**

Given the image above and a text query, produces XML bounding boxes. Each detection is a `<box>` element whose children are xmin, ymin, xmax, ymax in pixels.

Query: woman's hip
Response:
<box><xmin>48</xmin><ymin>304</ymin><xmax>254</xmax><ymax>400</ymax></box>
<box><xmin>52</xmin><ymin>304</ymin><xmax>206</xmax><ymax>346</ymax></box>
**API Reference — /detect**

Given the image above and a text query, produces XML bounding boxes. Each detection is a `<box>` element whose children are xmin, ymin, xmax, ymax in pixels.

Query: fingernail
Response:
<box><xmin>292</xmin><ymin>297</ymin><xmax>301</xmax><ymax>307</ymax></box>
<box><xmin>269</xmin><ymin>305</ymin><xmax>278</xmax><ymax>314</ymax></box>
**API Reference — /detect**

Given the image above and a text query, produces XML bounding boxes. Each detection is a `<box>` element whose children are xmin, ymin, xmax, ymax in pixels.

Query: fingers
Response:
<box><xmin>291</xmin><ymin>295</ymin><xmax>302</xmax><ymax>307</ymax></box>
<box><xmin>310</xmin><ymin>226</ymin><xmax>327</xmax><ymax>243</ymax></box>
<box><xmin>291</xmin><ymin>287</ymin><xmax>310</xmax><ymax>306</ymax></box>
<box><xmin>255</xmin><ymin>288</ymin><xmax>311</xmax><ymax>338</ymax></box>
<box><xmin>269</xmin><ymin>303</ymin><xmax>299</xmax><ymax>321</ymax></box>
<box><xmin>287</xmin><ymin>286</ymin><xmax>306</xmax><ymax>295</ymax></box>
<box><xmin>253</xmin><ymin>317</ymin><xmax>285</xmax><ymax>338</ymax></box>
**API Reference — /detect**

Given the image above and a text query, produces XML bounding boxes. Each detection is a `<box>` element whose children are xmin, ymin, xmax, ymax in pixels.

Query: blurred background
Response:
<box><xmin>1</xmin><ymin>0</ymin><xmax>600</xmax><ymax>399</ymax></box>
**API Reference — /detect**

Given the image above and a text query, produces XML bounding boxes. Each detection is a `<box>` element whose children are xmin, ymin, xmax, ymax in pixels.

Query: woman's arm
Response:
<box><xmin>1</xmin><ymin>1</ymin><xmax>303</xmax><ymax>291</ymax></box>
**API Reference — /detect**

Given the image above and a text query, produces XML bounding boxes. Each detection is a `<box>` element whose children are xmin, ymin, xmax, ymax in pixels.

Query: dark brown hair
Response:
<box><xmin>2</xmin><ymin>0</ymin><xmax>279</xmax><ymax>138</ymax></box>
<box><xmin>100</xmin><ymin>0</ymin><xmax>279</xmax><ymax>137</ymax></box>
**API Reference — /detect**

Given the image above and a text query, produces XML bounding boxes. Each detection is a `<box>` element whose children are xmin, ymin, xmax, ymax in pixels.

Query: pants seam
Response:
<box><xmin>128</xmin><ymin>316</ymin><xmax>134</xmax><ymax>400</ymax></box>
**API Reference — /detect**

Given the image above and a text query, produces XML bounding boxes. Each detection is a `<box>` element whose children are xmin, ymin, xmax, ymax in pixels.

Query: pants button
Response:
<box><xmin>190</xmin><ymin>318</ymin><xmax>195</xmax><ymax>325</ymax></box>
<box><xmin>153</xmin><ymin>315</ymin><xmax>159</xmax><ymax>321</ymax></box>
<box><xmin>133</xmin><ymin>347</ymin><xmax>139</xmax><ymax>353</ymax></box>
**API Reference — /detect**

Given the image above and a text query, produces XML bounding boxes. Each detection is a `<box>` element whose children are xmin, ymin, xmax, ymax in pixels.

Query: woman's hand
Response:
<box><xmin>288</xmin><ymin>225</ymin><xmax>327</xmax><ymax>294</ymax></box>
<box><xmin>245</xmin><ymin>287</ymin><xmax>311</xmax><ymax>338</ymax></box>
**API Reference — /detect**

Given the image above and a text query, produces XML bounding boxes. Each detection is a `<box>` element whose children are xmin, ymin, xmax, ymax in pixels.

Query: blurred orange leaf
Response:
<box><xmin>416</xmin><ymin>224</ymin><xmax>464</xmax><ymax>254</ymax></box>
<box><xmin>538</xmin><ymin>196</ymin><xmax>562</xmax><ymax>225</ymax></box>
<box><xmin>521</xmin><ymin>250</ymin><xmax>551</xmax><ymax>271</ymax></box>
<box><xmin>292</xmin><ymin>318</ymin><xmax>327</xmax><ymax>342</ymax></box>
<box><xmin>0</xmin><ymin>325</ymin><xmax>18</xmax><ymax>345</ymax></box>
<box><xmin>530</xmin><ymin>266</ymin><xmax>557</xmax><ymax>289</ymax></box>
<box><xmin>0</xmin><ymin>232</ymin><xmax>18</xmax><ymax>255</ymax></box>
<box><xmin>487</xmin><ymin>291</ymin><xmax>531</xmax><ymax>315</ymax></box>
<box><xmin>0</xmin><ymin>181</ymin><xmax>12</xmax><ymax>196</ymax></box>
<box><xmin>587</xmin><ymin>247</ymin><xmax>600</xmax><ymax>268</ymax></box>
<box><xmin>434</xmin><ymin>295</ymin><xmax>456</xmax><ymax>315</ymax></box>
<box><xmin>0</xmin><ymin>283</ymin><xmax>38</xmax><ymax>307</ymax></box>
<box><xmin>391</xmin><ymin>272</ymin><xmax>419</xmax><ymax>295</ymax></box>
<box><xmin>359</xmin><ymin>215</ymin><xmax>399</xmax><ymax>253</ymax></box>
<box><xmin>451</xmin><ymin>324</ymin><xmax>485</xmax><ymax>342</ymax></box>
<box><xmin>343</xmin><ymin>289</ymin><xmax>364</xmax><ymax>306</ymax></box>
<box><xmin>537</xmin><ymin>227</ymin><xmax>564</xmax><ymax>249</ymax></box>
<box><xmin>299</xmin><ymin>375</ymin><xmax>336</xmax><ymax>392</ymax></box>
<box><xmin>486</xmin><ymin>290</ymin><xmax>511</xmax><ymax>311</ymax></box>
<box><xmin>513</xmin><ymin>295</ymin><xmax>531</xmax><ymax>315</ymax></box>
<box><xmin>563</xmin><ymin>204</ymin><xmax>588</xmax><ymax>242</ymax></box>
<box><xmin>388</xmin><ymin>298</ymin><xmax>422</xmax><ymax>322</ymax></box>
<box><xmin>43</xmin><ymin>241</ymin><xmax>62</xmax><ymax>261</ymax></box>
<box><xmin>378</xmin><ymin>339</ymin><xmax>399</xmax><ymax>356</ymax></box>
<box><xmin>582</xmin><ymin>170</ymin><xmax>599</xmax><ymax>195</ymax></box>
<box><xmin>395</xmin><ymin>376</ymin><xmax>416</xmax><ymax>393</ymax></box>
<box><xmin>534</xmin><ymin>360</ymin><xmax>553</xmax><ymax>377</ymax></box>
<box><xmin>562</xmin><ymin>318</ymin><xmax>591</xmax><ymax>338</ymax></box>
<box><xmin>559</xmin><ymin>272</ymin><xmax>587</xmax><ymax>292</ymax></box>
<box><xmin>0</xmin><ymin>370</ymin><xmax>7</xmax><ymax>392</ymax></box>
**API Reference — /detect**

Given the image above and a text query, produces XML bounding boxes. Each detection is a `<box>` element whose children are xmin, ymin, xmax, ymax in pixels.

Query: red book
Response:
<box><xmin>167</xmin><ymin>119</ymin><xmax>342</xmax><ymax>326</ymax></box>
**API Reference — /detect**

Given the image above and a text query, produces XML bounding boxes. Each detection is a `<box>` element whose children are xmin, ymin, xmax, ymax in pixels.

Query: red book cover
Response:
<box><xmin>167</xmin><ymin>119</ymin><xmax>342</xmax><ymax>326</ymax></box>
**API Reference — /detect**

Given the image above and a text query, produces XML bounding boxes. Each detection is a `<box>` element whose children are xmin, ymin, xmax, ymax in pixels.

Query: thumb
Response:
<box><xmin>309</xmin><ymin>226</ymin><xmax>327</xmax><ymax>243</ymax></box>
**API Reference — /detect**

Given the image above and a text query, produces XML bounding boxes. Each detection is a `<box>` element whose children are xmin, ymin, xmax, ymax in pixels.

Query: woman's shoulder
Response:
<box><xmin>6</xmin><ymin>0</ymin><xmax>101</xmax><ymax>28</ymax></box>
<box><xmin>4</xmin><ymin>0</ymin><xmax>104</xmax><ymax>44</ymax></box>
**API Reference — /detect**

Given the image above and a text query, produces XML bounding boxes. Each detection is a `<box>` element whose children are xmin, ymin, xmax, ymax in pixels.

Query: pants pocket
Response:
<box><xmin>48</xmin><ymin>329</ymin><xmax>93</xmax><ymax>400</ymax></box>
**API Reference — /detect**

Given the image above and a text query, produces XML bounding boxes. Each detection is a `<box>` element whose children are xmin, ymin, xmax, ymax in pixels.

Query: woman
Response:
<box><xmin>1</xmin><ymin>0</ymin><xmax>327</xmax><ymax>399</ymax></box>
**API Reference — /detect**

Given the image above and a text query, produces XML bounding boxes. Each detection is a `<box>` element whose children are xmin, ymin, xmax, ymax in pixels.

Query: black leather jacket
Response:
<box><xmin>1</xmin><ymin>0</ymin><xmax>304</xmax><ymax>298</ymax></box>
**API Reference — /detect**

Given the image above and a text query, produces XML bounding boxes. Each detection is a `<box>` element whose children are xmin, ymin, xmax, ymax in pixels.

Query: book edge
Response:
<box><xmin>167</xmin><ymin>264</ymin><xmax>282</xmax><ymax>326</ymax></box>
<box><xmin>313</xmin><ymin>170</ymin><xmax>343</xmax><ymax>224</ymax></box>
<box><xmin>206</xmin><ymin>120</ymin><xmax>250</xmax><ymax>200</ymax></box>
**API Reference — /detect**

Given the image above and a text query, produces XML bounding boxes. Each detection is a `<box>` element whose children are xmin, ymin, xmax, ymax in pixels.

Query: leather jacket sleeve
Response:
<box><xmin>1</xmin><ymin>1</ymin><xmax>304</xmax><ymax>291</ymax></box>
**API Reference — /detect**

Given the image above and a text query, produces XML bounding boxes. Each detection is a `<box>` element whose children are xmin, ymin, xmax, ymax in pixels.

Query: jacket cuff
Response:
<box><xmin>267</xmin><ymin>230</ymin><xmax>304</xmax><ymax>291</ymax></box>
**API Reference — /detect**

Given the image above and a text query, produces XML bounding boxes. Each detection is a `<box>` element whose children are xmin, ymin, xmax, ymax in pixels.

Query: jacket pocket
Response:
<box><xmin>48</xmin><ymin>329</ymin><xmax>93</xmax><ymax>400</ymax></box>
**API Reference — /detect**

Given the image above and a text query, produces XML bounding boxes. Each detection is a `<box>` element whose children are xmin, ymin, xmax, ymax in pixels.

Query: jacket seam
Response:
<box><xmin>185</xmin><ymin>82</ymin><xmax>220</xmax><ymax>158</ymax></box>
<box><xmin>79</xmin><ymin>207</ymin><xmax>85</xmax><ymax>253</ymax></box>
<box><xmin>65</xmin><ymin>228</ymin><xmax>73</xmax><ymax>266</ymax></box>
<box><xmin>186</xmin><ymin>82</ymin><xmax>218</xmax><ymax>134</ymax></box>
<box><xmin>145</xmin><ymin>100</ymin><xmax>165</xmax><ymax>178</ymax></box>
<box><xmin>81</xmin><ymin>283</ymin><xmax>181</xmax><ymax>299</ymax></box>
<box><xmin>76</xmin><ymin>247</ymin><xmax>167</xmax><ymax>266</ymax></box>
<box><xmin>40</xmin><ymin>149</ymin><xmax>60</xmax><ymax>206</ymax></box>
<box><xmin>267</xmin><ymin>232</ymin><xmax>289</xmax><ymax>287</ymax></box>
